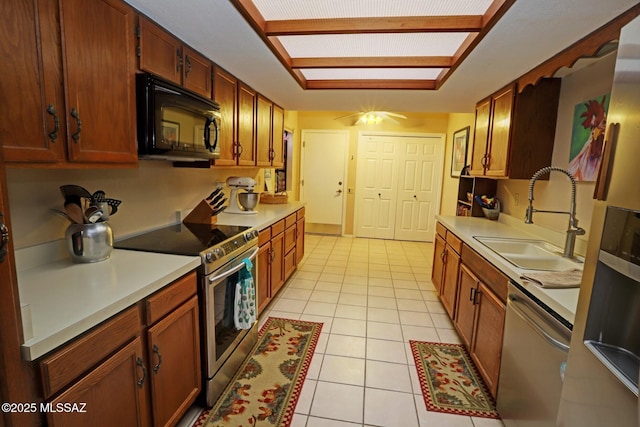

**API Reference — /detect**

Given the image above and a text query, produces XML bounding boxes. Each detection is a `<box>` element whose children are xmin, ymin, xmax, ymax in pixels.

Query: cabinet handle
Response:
<box><xmin>237</xmin><ymin>143</ymin><xmax>244</xmax><ymax>157</ymax></box>
<box><xmin>440</xmin><ymin>249</ymin><xmax>447</xmax><ymax>263</ymax></box>
<box><xmin>176</xmin><ymin>48</ymin><xmax>182</xmax><ymax>72</ymax></box>
<box><xmin>269</xmin><ymin>147</ymin><xmax>275</xmax><ymax>161</ymax></box>
<box><xmin>152</xmin><ymin>345</ymin><xmax>162</xmax><ymax>373</ymax></box>
<box><xmin>472</xmin><ymin>288</ymin><xmax>480</xmax><ymax>305</ymax></box>
<box><xmin>136</xmin><ymin>357</ymin><xmax>146</xmax><ymax>387</ymax></box>
<box><xmin>0</xmin><ymin>213</ymin><xmax>9</xmax><ymax>263</ymax></box>
<box><xmin>469</xmin><ymin>287</ymin><xmax>475</xmax><ymax>301</ymax></box>
<box><xmin>46</xmin><ymin>104</ymin><xmax>59</xmax><ymax>142</ymax></box>
<box><xmin>269</xmin><ymin>248</ymin><xmax>275</xmax><ymax>263</ymax></box>
<box><xmin>70</xmin><ymin>108</ymin><xmax>82</xmax><ymax>142</ymax></box>
<box><xmin>185</xmin><ymin>55</ymin><xmax>192</xmax><ymax>77</ymax></box>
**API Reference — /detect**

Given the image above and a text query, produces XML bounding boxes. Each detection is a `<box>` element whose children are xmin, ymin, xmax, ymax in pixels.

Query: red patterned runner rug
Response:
<box><xmin>410</xmin><ymin>341</ymin><xmax>500</xmax><ymax>419</ymax></box>
<box><xmin>194</xmin><ymin>317</ymin><xmax>322</xmax><ymax>427</ymax></box>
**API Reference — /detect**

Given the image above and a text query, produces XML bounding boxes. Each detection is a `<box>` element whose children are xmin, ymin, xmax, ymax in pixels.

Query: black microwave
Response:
<box><xmin>136</xmin><ymin>72</ymin><xmax>221</xmax><ymax>161</ymax></box>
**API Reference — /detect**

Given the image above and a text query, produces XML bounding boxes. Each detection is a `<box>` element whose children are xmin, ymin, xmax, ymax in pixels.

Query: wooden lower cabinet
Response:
<box><xmin>41</xmin><ymin>272</ymin><xmax>200</xmax><ymax>427</ymax></box>
<box><xmin>454</xmin><ymin>255</ymin><xmax>507</xmax><ymax>398</ymax></box>
<box><xmin>256</xmin><ymin>208</ymin><xmax>306</xmax><ymax>314</ymax></box>
<box><xmin>470</xmin><ymin>282</ymin><xmax>505</xmax><ymax>398</ymax></box>
<box><xmin>147</xmin><ymin>295</ymin><xmax>200</xmax><ymax>427</ymax></box>
<box><xmin>47</xmin><ymin>337</ymin><xmax>151</xmax><ymax>427</ymax></box>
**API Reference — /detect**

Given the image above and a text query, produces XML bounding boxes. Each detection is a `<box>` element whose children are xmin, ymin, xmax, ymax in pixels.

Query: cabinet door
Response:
<box><xmin>485</xmin><ymin>84</ymin><xmax>514</xmax><ymax>177</ymax></box>
<box><xmin>469</xmin><ymin>97</ymin><xmax>491</xmax><ymax>176</ymax></box>
<box><xmin>257</xmin><ymin>242</ymin><xmax>271</xmax><ymax>314</ymax></box>
<box><xmin>455</xmin><ymin>264</ymin><xmax>477</xmax><ymax>349</ymax></box>
<box><xmin>270</xmin><ymin>231</ymin><xmax>285</xmax><ymax>296</ymax></box>
<box><xmin>271</xmin><ymin>104</ymin><xmax>285</xmax><ymax>168</ymax></box>
<box><xmin>256</xmin><ymin>94</ymin><xmax>273</xmax><ymax>167</ymax></box>
<box><xmin>138</xmin><ymin>16</ymin><xmax>182</xmax><ymax>85</ymax></box>
<box><xmin>147</xmin><ymin>295</ymin><xmax>201</xmax><ymax>427</ymax></box>
<box><xmin>295</xmin><ymin>217</ymin><xmax>305</xmax><ymax>266</ymax></box>
<box><xmin>213</xmin><ymin>67</ymin><xmax>237</xmax><ymax>166</ymax></box>
<box><xmin>1</xmin><ymin>0</ymin><xmax>66</xmax><ymax>163</ymax></box>
<box><xmin>182</xmin><ymin>46</ymin><xmax>212</xmax><ymax>99</ymax></box>
<box><xmin>431</xmin><ymin>234</ymin><xmax>446</xmax><ymax>294</ymax></box>
<box><xmin>471</xmin><ymin>282</ymin><xmax>505</xmax><ymax>397</ymax></box>
<box><xmin>47</xmin><ymin>337</ymin><xmax>151</xmax><ymax>427</ymax></box>
<box><xmin>237</xmin><ymin>82</ymin><xmax>256</xmax><ymax>166</ymax></box>
<box><xmin>440</xmin><ymin>245</ymin><xmax>460</xmax><ymax>319</ymax></box>
<box><xmin>61</xmin><ymin>0</ymin><xmax>137</xmax><ymax>163</ymax></box>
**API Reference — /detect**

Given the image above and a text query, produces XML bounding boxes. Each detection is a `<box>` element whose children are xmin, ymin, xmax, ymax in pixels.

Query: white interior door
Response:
<box><xmin>301</xmin><ymin>130</ymin><xmax>348</xmax><ymax>227</ymax></box>
<box><xmin>394</xmin><ymin>136</ymin><xmax>444</xmax><ymax>241</ymax></box>
<box><xmin>355</xmin><ymin>135</ymin><xmax>399</xmax><ymax>239</ymax></box>
<box><xmin>355</xmin><ymin>132</ymin><xmax>444</xmax><ymax>242</ymax></box>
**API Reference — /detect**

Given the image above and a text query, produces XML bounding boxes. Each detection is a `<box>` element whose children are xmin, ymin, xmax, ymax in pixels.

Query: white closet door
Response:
<box><xmin>394</xmin><ymin>136</ymin><xmax>443</xmax><ymax>242</ymax></box>
<box><xmin>355</xmin><ymin>135</ymin><xmax>399</xmax><ymax>239</ymax></box>
<box><xmin>355</xmin><ymin>132</ymin><xmax>444</xmax><ymax>242</ymax></box>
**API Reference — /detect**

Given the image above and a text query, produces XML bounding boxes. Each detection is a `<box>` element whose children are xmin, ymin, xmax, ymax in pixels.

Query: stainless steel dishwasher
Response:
<box><xmin>497</xmin><ymin>282</ymin><xmax>572</xmax><ymax>426</ymax></box>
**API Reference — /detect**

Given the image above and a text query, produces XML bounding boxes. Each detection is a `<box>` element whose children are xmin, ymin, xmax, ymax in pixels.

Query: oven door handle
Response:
<box><xmin>207</xmin><ymin>246</ymin><xmax>259</xmax><ymax>283</ymax></box>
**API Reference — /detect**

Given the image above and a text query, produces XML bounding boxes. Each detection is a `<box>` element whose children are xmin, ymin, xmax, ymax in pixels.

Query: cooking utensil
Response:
<box><xmin>50</xmin><ymin>208</ymin><xmax>74</xmax><ymax>223</ymax></box>
<box><xmin>84</xmin><ymin>206</ymin><xmax>104</xmax><ymax>223</ymax></box>
<box><xmin>210</xmin><ymin>206</ymin><xmax>226</xmax><ymax>217</ymax></box>
<box><xmin>91</xmin><ymin>190</ymin><xmax>106</xmax><ymax>203</ymax></box>
<box><xmin>60</xmin><ymin>184</ymin><xmax>92</xmax><ymax>200</ymax></box>
<box><xmin>103</xmin><ymin>198</ymin><xmax>121</xmax><ymax>216</ymax></box>
<box><xmin>64</xmin><ymin>200</ymin><xmax>85</xmax><ymax>224</ymax></box>
<box><xmin>206</xmin><ymin>187</ymin><xmax>222</xmax><ymax>201</ymax></box>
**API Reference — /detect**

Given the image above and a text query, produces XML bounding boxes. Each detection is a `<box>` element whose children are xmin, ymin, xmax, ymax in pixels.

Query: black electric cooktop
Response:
<box><xmin>114</xmin><ymin>223</ymin><xmax>251</xmax><ymax>256</ymax></box>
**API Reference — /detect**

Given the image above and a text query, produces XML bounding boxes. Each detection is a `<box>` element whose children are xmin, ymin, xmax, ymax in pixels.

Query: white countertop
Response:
<box><xmin>16</xmin><ymin>245</ymin><xmax>201</xmax><ymax>361</ymax></box>
<box><xmin>16</xmin><ymin>201</ymin><xmax>305</xmax><ymax>361</ymax></box>
<box><xmin>215</xmin><ymin>201</ymin><xmax>305</xmax><ymax>230</ymax></box>
<box><xmin>436</xmin><ymin>215</ymin><xmax>581</xmax><ymax>327</ymax></box>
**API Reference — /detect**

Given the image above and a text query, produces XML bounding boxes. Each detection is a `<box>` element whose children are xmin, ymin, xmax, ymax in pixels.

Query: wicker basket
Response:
<box><xmin>260</xmin><ymin>193</ymin><xmax>288</xmax><ymax>204</ymax></box>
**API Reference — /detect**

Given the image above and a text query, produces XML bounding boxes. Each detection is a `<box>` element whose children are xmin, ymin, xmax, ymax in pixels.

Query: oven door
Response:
<box><xmin>203</xmin><ymin>245</ymin><xmax>258</xmax><ymax>380</ymax></box>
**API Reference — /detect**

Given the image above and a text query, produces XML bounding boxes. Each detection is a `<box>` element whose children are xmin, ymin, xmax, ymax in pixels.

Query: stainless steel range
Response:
<box><xmin>115</xmin><ymin>222</ymin><xmax>259</xmax><ymax>406</ymax></box>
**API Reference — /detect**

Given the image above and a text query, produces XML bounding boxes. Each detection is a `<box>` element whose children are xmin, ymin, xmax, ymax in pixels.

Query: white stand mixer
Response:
<box><xmin>225</xmin><ymin>176</ymin><xmax>259</xmax><ymax>215</ymax></box>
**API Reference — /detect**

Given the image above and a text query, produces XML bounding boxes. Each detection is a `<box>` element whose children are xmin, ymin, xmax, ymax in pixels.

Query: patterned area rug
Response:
<box><xmin>194</xmin><ymin>317</ymin><xmax>322</xmax><ymax>427</ymax></box>
<box><xmin>410</xmin><ymin>341</ymin><xmax>500</xmax><ymax>419</ymax></box>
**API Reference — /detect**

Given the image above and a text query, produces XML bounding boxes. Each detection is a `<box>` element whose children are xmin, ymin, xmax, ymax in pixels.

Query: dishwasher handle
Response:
<box><xmin>509</xmin><ymin>294</ymin><xmax>570</xmax><ymax>353</ymax></box>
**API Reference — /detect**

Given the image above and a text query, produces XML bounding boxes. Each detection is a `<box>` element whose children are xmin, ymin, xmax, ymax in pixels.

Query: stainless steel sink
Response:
<box><xmin>474</xmin><ymin>236</ymin><xmax>583</xmax><ymax>271</ymax></box>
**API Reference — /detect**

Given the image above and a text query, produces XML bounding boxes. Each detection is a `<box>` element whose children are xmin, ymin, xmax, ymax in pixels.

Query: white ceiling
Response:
<box><xmin>124</xmin><ymin>0</ymin><xmax>638</xmax><ymax>113</ymax></box>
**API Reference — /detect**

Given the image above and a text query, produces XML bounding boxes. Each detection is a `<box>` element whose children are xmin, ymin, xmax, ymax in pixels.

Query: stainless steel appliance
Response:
<box><xmin>115</xmin><ymin>222</ymin><xmax>259</xmax><ymax>406</ymax></box>
<box><xmin>497</xmin><ymin>282</ymin><xmax>572</xmax><ymax>426</ymax></box>
<box><xmin>583</xmin><ymin>206</ymin><xmax>640</xmax><ymax>395</ymax></box>
<box><xmin>136</xmin><ymin>72</ymin><xmax>221</xmax><ymax>161</ymax></box>
<box><xmin>557</xmin><ymin>14</ymin><xmax>640</xmax><ymax>427</ymax></box>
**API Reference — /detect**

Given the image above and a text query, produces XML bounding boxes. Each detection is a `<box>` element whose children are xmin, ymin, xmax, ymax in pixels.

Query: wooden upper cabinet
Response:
<box><xmin>63</xmin><ymin>0</ymin><xmax>138</xmax><ymax>163</ymax></box>
<box><xmin>2</xmin><ymin>0</ymin><xmax>138</xmax><ymax>165</ymax></box>
<box><xmin>271</xmin><ymin>104</ymin><xmax>285</xmax><ymax>168</ymax></box>
<box><xmin>469</xmin><ymin>98</ymin><xmax>491</xmax><ymax>176</ymax></box>
<box><xmin>486</xmin><ymin>85</ymin><xmax>514</xmax><ymax>177</ymax></box>
<box><xmin>1</xmin><ymin>0</ymin><xmax>66</xmax><ymax>163</ymax></box>
<box><xmin>237</xmin><ymin>82</ymin><xmax>257</xmax><ymax>166</ymax></box>
<box><xmin>182</xmin><ymin>46</ymin><xmax>212</xmax><ymax>99</ymax></box>
<box><xmin>138</xmin><ymin>16</ymin><xmax>212</xmax><ymax>99</ymax></box>
<box><xmin>256</xmin><ymin>94</ymin><xmax>273</xmax><ymax>167</ymax></box>
<box><xmin>138</xmin><ymin>16</ymin><xmax>181</xmax><ymax>85</ymax></box>
<box><xmin>470</xmin><ymin>79</ymin><xmax>561</xmax><ymax>179</ymax></box>
<box><xmin>213</xmin><ymin>67</ymin><xmax>238</xmax><ymax>166</ymax></box>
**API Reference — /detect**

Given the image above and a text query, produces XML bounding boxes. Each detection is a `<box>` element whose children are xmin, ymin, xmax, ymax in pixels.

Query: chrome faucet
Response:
<box><xmin>525</xmin><ymin>166</ymin><xmax>586</xmax><ymax>259</ymax></box>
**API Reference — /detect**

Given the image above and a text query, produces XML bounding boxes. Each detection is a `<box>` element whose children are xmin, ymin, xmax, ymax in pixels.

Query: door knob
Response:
<box><xmin>336</xmin><ymin>189</ymin><xmax>342</xmax><ymax>194</ymax></box>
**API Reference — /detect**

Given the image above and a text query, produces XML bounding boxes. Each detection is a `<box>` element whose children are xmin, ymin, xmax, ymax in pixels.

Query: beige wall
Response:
<box><xmin>295</xmin><ymin>111</ymin><xmax>450</xmax><ymax>235</ymax></box>
<box><xmin>441</xmin><ymin>113</ymin><xmax>476</xmax><ymax>216</ymax></box>
<box><xmin>496</xmin><ymin>53</ymin><xmax>617</xmax><ymax>241</ymax></box>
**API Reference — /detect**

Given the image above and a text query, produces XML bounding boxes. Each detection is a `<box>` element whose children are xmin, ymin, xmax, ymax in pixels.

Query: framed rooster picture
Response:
<box><xmin>568</xmin><ymin>94</ymin><xmax>610</xmax><ymax>181</ymax></box>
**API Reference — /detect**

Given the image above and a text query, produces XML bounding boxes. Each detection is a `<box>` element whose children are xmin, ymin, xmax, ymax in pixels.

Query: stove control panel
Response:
<box><xmin>243</xmin><ymin>229</ymin><xmax>259</xmax><ymax>242</ymax></box>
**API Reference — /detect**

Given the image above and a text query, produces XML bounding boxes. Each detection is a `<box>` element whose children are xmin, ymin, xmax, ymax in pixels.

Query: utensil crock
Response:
<box><xmin>65</xmin><ymin>222</ymin><xmax>113</xmax><ymax>263</ymax></box>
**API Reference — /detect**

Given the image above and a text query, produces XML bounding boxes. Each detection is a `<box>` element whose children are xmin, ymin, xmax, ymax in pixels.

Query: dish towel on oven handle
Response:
<box><xmin>234</xmin><ymin>258</ymin><xmax>256</xmax><ymax>329</ymax></box>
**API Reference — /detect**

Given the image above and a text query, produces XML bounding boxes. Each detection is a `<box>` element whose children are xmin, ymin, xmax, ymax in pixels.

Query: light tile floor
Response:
<box><xmin>257</xmin><ymin>234</ymin><xmax>505</xmax><ymax>427</ymax></box>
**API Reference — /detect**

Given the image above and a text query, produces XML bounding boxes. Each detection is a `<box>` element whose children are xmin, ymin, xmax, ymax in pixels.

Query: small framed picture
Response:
<box><xmin>162</xmin><ymin>120</ymin><xmax>180</xmax><ymax>145</ymax></box>
<box><xmin>451</xmin><ymin>126</ymin><xmax>470</xmax><ymax>177</ymax></box>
